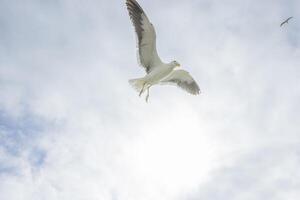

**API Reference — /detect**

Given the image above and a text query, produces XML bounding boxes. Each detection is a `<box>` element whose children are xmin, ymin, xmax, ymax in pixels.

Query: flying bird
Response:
<box><xmin>280</xmin><ymin>17</ymin><xmax>293</xmax><ymax>27</ymax></box>
<box><xmin>126</xmin><ymin>0</ymin><xmax>200</xmax><ymax>102</ymax></box>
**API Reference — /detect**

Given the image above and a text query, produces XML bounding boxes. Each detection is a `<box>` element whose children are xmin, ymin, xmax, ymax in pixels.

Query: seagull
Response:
<box><xmin>280</xmin><ymin>17</ymin><xmax>293</xmax><ymax>27</ymax></box>
<box><xmin>126</xmin><ymin>0</ymin><xmax>200</xmax><ymax>102</ymax></box>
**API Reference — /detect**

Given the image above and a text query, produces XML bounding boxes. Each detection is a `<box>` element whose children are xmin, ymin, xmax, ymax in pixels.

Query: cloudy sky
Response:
<box><xmin>0</xmin><ymin>0</ymin><xmax>299</xmax><ymax>199</ymax></box>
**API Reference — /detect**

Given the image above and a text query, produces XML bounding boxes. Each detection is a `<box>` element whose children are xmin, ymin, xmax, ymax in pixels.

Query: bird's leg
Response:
<box><xmin>139</xmin><ymin>83</ymin><xmax>146</xmax><ymax>97</ymax></box>
<box><xmin>145</xmin><ymin>87</ymin><xmax>150</xmax><ymax>103</ymax></box>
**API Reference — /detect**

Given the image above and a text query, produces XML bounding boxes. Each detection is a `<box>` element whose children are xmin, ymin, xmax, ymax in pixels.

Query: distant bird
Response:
<box><xmin>126</xmin><ymin>0</ymin><xmax>200</xmax><ymax>102</ymax></box>
<box><xmin>280</xmin><ymin>17</ymin><xmax>293</xmax><ymax>27</ymax></box>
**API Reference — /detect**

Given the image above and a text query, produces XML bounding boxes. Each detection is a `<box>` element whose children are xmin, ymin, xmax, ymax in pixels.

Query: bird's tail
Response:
<box><xmin>129</xmin><ymin>78</ymin><xmax>145</xmax><ymax>93</ymax></box>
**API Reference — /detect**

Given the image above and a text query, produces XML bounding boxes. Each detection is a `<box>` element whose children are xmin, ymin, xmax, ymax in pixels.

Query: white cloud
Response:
<box><xmin>0</xmin><ymin>0</ymin><xmax>299</xmax><ymax>200</ymax></box>
<box><xmin>184</xmin><ymin>146</ymin><xmax>300</xmax><ymax>200</ymax></box>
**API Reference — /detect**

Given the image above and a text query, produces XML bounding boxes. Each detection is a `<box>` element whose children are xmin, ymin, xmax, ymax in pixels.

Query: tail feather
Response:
<box><xmin>129</xmin><ymin>78</ymin><xmax>145</xmax><ymax>93</ymax></box>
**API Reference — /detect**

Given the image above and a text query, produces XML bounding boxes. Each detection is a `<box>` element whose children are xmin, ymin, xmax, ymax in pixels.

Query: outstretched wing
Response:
<box><xmin>161</xmin><ymin>70</ymin><xmax>201</xmax><ymax>95</ymax></box>
<box><xmin>126</xmin><ymin>0</ymin><xmax>163</xmax><ymax>73</ymax></box>
<box><xmin>287</xmin><ymin>17</ymin><xmax>293</xmax><ymax>22</ymax></box>
<box><xmin>280</xmin><ymin>17</ymin><xmax>293</xmax><ymax>27</ymax></box>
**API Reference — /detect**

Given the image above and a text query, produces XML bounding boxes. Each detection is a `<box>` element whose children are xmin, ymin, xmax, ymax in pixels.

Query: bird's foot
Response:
<box><xmin>139</xmin><ymin>84</ymin><xmax>146</xmax><ymax>97</ymax></box>
<box><xmin>145</xmin><ymin>88</ymin><xmax>150</xmax><ymax>103</ymax></box>
<box><xmin>139</xmin><ymin>89</ymin><xmax>143</xmax><ymax>97</ymax></box>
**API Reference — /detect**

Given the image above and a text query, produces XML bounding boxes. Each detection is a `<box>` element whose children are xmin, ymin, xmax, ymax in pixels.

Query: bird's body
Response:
<box><xmin>126</xmin><ymin>0</ymin><xmax>200</xmax><ymax>102</ymax></box>
<box><xmin>143</xmin><ymin>64</ymin><xmax>174</xmax><ymax>85</ymax></box>
<box><xmin>280</xmin><ymin>17</ymin><xmax>293</xmax><ymax>27</ymax></box>
<box><xmin>129</xmin><ymin>63</ymin><xmax>177</xmax><ymax>101</ymax></box>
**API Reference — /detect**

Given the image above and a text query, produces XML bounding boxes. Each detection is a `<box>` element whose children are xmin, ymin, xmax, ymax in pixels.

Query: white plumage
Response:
<box><xmin>126</xmin><ymin>0</ymin><xmax>200</xmax><ymax>102</ymax></box>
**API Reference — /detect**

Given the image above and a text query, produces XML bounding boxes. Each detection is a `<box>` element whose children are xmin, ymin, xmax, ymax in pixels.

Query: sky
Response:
<box><xmin>0</xmin><ymin>0</ymin><xmax>300</xmax><ymax>199</ymax></box>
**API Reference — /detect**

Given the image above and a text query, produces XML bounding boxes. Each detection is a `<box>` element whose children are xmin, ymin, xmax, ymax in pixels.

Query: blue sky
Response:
<box><xmin>0</xmin><ymin>0</ymin><xmax>300</xmax><ymax>199</ymax></box>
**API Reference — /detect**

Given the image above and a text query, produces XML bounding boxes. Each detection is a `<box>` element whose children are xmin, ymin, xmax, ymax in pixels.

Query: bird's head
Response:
<box><xmin>170</xmin><ymin>60</ymin><xmax>181</xmax><ymax>68</ymax></box>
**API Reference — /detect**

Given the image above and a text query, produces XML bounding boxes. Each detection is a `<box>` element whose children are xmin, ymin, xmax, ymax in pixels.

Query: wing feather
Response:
<box><xmin>126</xmin><ymin>0</ymin><xmax>162</xmax><ymax>73</ymax></box>
<box><xmin>162</xmin><ymin>70</ymin><xmax>201</xmax><ymax>95</ymax></box>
